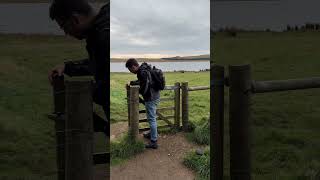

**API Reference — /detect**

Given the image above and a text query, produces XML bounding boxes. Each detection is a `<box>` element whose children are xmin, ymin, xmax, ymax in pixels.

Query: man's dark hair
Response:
<box><xmin>49</xmin><ymin>0</ymin><xmax>93</xmax><ymax>20</ymax></box>
<box><xmin>126</xmin><ymin>58</ymin><xmax>139</xmax><ymax>68</ymax></box>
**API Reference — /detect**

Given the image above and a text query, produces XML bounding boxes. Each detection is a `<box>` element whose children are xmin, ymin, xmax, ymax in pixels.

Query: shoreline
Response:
<box><xmin>111</xmin><ymin>59</ymin><xmax>210</xmax><ymax>63</ymax></box>
<box><xmin>111</xmin><ymin>70</ymin><xmax>210</xmax><ymax>73</ymax></box>
<box><xmin>0</xmin><ymin>34</ymin><xmax>210</xmax><ymax>62</ymax></box>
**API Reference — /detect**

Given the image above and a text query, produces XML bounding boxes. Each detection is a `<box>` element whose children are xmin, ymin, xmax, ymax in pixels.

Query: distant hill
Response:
<box><xmin>161</xmin><ymin>54</ymin><xmax>210</xmax><ymax>61</ymax></box>
<box><xmin>111</xmin><ymin>54</ymin><xmax>210</xmax><ymax>62</ymax></box>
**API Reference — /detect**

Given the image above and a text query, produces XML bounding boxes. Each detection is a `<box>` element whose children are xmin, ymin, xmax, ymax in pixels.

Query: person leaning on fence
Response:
<box><xmin>126</xmin><ymin>58</ymin><xmax>165</xmax><ymax>149</ymax></box>
<box><xmin>47</xmin><ymin>0</ymin><xmax>110</xmax><ymax>136</ymax></box>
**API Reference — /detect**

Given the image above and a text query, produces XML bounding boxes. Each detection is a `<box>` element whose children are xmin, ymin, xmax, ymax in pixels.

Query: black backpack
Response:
<box><xmin>150</xmin><ymin>66</ymin><xmax>165</xmax><ymax>90</ymax></box>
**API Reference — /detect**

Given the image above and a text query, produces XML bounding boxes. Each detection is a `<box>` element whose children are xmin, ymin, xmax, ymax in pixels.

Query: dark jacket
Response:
<box><xmin>136</xmin><ymin>63</ymin><xmax>160</xmax><ymax>102</ymax></box>
<box><xmin>63</xmin><ymin>3</ymin><xmax>109</xmax><ymax>113</ymax></box>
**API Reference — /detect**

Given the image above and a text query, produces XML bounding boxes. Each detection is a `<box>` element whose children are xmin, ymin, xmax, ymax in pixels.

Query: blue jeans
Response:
<box><xmin>145</xmin><ymin>98</ymin><xmax>160</xmax><ymax>141</ymax></box>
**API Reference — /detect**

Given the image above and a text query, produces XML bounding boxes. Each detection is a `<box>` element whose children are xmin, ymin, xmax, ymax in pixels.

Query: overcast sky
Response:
<box><xmin>110</xmin><ymin>0</ymin><xmax>210</xmax><ymax>58</ymax></box>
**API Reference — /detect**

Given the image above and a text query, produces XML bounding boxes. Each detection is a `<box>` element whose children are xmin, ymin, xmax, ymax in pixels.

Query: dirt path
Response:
<box><xmin>110</xmin><ymin>123</ymin><xmax>200</xmax><ymax>180</ymax></box>
<box><xmin>110</xmin><ymin>121</ymin><xmax>128</xmax><ymax>140</ymax></box>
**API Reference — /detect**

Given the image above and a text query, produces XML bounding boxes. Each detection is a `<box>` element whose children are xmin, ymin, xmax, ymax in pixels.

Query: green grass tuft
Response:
<box><xmin>183</xmin><ymin>148</ymin><xmax>210</xmax><ymax>180</ymax></box>
<box><xmin>183</xmin><ymin>117</ymin><xmax>210</xmax><ymax>179</ymax></box>
<box><xmin>110</xmin><ymin>134</ymin><xmax>145</xmax><ymax>165</ymax></box>
<box><xmin>188</xmin><ymin>117</ymin><xmax>210</xmax><ymax>145</ymax></box>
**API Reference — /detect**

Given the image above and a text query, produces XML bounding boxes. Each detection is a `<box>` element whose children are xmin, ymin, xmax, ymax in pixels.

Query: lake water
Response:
<box><xmin>110</xmin><ymin>61</ymin><xmax>210</xmax><ymax>72</ymax></box>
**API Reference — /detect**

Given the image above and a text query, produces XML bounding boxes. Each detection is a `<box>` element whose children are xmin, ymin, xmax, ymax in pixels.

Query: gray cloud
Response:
<box><xmin>111</xmin><ymin>0</ymin><xmax>210</xmax><ymax>57</ymax></box>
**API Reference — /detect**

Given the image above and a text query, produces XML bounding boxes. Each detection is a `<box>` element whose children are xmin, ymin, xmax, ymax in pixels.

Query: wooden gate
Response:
<box><xmin>126</xmin><ymin>81</ymin><xmax>210</xmax><ymax>139</ymax></box>
<box><xmin>126</xmin><ymin>82</ymin><xmax>181</xmax><ymax>134</ymax></box>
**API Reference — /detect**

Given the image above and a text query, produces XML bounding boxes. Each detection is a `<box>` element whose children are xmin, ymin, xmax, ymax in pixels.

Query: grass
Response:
<box><xmin>183</xmin><ymin>147</ymin><xmax>210</xmax><ymax>180</ymax></box>
<box><xmin>183</xmin><ymin>117</ymin><xmax>210</xmax><ymax>179</ymax></box>
<box><xmin>213</xmin><ymin>31</ymin><xmax>320</xmax><ymax>179</ymax></box>
<box><xmin>0</xmin><ymin>34</ymin><xmax>106</xmax><ymax>179</ymax></box>
<box><xmin>191</xmin><ymin>119</ymin><xmax>210</xmax><ymax>145</ymax></box>
<box><xmin>110</xmin><ymin>134</ymin><xmax>145</xmax><ymax>165</ymax></box>
<box><xmin>186</xmin><ymin>117</ymin><xmax>210</xmax><ymax>145</ymax></box>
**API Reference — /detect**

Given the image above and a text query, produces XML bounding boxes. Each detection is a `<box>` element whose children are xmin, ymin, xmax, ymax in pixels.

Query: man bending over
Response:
<box><xmin>48</xmin><ymin>0</ymin><xmax>109</xmax><ymax>136</ymax></box>
<box><xmin>126</xmin><ymin>58</ymin><xmax>162</xmax><ymax>149</ymax></box>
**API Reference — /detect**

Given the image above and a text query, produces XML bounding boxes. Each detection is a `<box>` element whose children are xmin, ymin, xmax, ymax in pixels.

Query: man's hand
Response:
<box><xmin>125</xmin><ymin>83</ymin><xmax>130</xmax><ymax>90</ymax></box>
<box><xmin>139</xmin><ymin>97</ymin><xmax>145</xmax><ymax>105</ymax></box>
<box><xmin>48</xmin><ymin>64</ymin><xmax>65</xmax><ymax>85</ymax></box>
<box><xmin>130</xmin><ymin>80</ymin><xmax>139</xmax><ymax>86</ymax></box>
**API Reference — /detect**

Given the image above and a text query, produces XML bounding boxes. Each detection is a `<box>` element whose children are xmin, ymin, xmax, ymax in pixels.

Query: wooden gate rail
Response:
<box><xmin>252</xmin><ymin>77</ymin><xmax>320</xmax><ymax>93</ymax></box>
<box><xmin>188</xmin><ymin>86</ymin><xmax>210</xmax><ymax>91</ymax></box>
<box><xmin>139</xmin><ymin>107</ymin><xmax>175</xmax><ymax>113</ymax></box>
<box><xmin>50</xmin><ymin>76</ymin><xmax>109</xmax><ymax>180</ymax></box>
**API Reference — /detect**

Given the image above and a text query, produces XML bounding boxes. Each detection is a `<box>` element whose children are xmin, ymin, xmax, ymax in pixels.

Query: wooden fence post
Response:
<box><xmin>181</xmin><ymin>82</ymin><xmax>189</xmax><ymax>131</ymax></box>
<box><xmin>229</xmin><ymin>65</ymin><xmax>252</xmax><ymax>180</ymax></box>
<box><xmin>65</xmin><ymin>80</ymin><xmax>94</xmax><ymax>180</ymax></box>
<box><xmin>174</xmin><ymin>82</ymin><xmax>181</xmax><ymax>129</ymax></box>
<box><xmin>52</xmin><ymin>76</ymin><xmax>65</xmax><ymax>180</ymax></box>
<box><xmin>129</xmin><ymin>85</ymin><xmax>139</xmax><ymax>140</ymax></box>
<box><xmin>126</xmin><ymin>83</ymin><xmax>131</xmax><ymax>127</ymax></box>
<box><xmin>211</xmin><ymin>65</ymin><xmax>225</xmax><ymax>180</ymax></box>
<box><xmin>53</xmin><ymin>76</ymin><xmax>65</xmax><ymax>115</ymax></box>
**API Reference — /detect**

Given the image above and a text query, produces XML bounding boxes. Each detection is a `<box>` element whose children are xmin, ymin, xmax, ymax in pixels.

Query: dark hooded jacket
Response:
<box><xmin>63</xmin><ymin>3</ymin><xmax>109</xmax><ymax>115</ymax></box>
<box><xmin>136</xmin><ymin>63</ymin><xmax>160</xmax><ymax>102</ymax></box>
